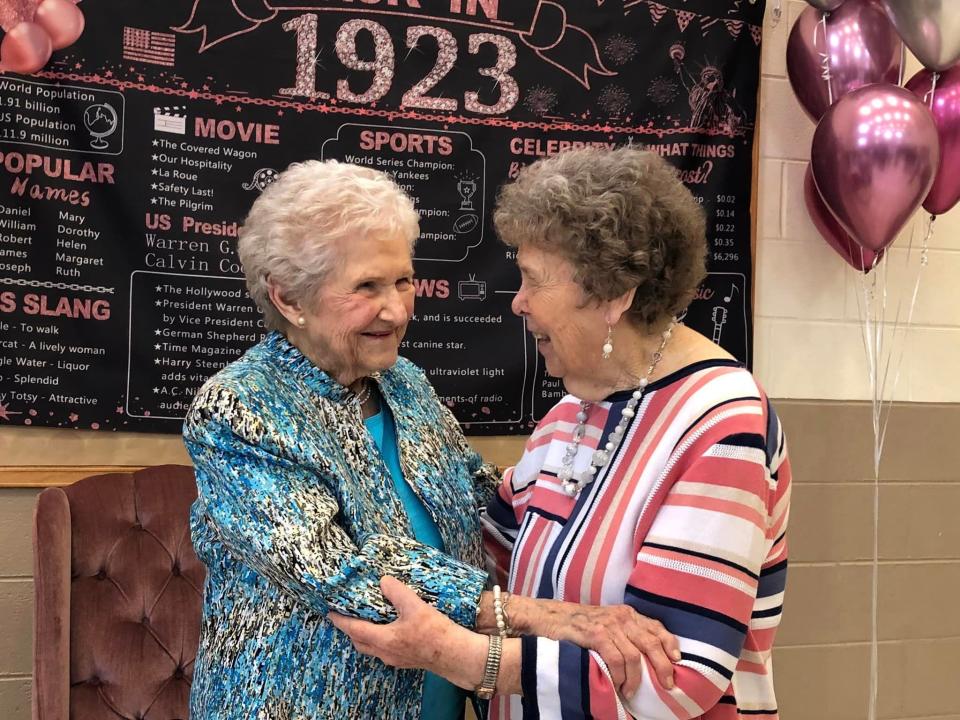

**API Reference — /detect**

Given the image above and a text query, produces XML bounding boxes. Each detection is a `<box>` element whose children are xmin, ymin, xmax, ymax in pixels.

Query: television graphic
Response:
<box><xmin>458</xmin><ymin>275</ymin><xmax>487</xmax><ymax>301</ymax></box>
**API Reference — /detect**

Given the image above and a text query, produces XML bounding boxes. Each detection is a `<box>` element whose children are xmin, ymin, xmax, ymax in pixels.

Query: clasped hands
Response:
<box><xmin>329</xmin><ymin>576</ymin><xmax>680</xmax><ymax>698</ymax></box>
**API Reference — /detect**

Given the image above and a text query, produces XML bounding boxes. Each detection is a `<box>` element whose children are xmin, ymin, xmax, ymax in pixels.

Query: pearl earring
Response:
<box><xmin>601</xmin><ymin>325</ymin><xmax>614</xmax><ymax>360</ymax></box>
<box><xmin>297</xmin><ymin>316</ymin><xmax>306</xmax><ymax>327</ymax></box>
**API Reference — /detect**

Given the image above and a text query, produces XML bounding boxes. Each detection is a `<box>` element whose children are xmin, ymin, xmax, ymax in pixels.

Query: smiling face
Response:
<box><xmin>275</xmin><ymin>230</ymin><xmax>415</xmax><ymax>387</ymax></box>
<box><xmin>511</xmin><ymin>243</ymin><xmax>612</xmax><ymax>397</ymax></box>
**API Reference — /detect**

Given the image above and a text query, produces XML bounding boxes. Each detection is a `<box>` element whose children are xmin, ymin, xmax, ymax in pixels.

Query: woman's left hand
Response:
<box><xmin>505</xmin><ymin>595</ymin><xmax>680</xmax><ymax>696</ymax></box>
<box><xmin>329</xmin><ymin>576</ymin><xmax>487</xmax><ymax>688</ymax></box>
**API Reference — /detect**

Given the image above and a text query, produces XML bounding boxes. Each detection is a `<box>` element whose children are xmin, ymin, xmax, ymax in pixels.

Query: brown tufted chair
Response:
<box><xmin>33</xmin><ymin>465</ymin><xmax>206</xmax><ymax>720</ymax></box>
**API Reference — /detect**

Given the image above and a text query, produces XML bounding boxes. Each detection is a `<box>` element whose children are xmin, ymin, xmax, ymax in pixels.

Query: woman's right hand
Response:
<box><xmin>505</xmin><ymin>595</ymin><xmax>680</xmax><ymax>697</ymax></box>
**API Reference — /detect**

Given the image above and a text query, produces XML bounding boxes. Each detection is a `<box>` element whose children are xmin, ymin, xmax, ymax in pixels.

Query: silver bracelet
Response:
<box><xmin>475</xmin><ymin>633</ymin><xmax>503</xmax><ymax>700</ymax></box>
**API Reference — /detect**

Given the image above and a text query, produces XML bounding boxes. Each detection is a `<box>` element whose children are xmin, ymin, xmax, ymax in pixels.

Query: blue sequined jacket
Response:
<box><xmin>183</xmin><ymin>332</ymin><xmax>499</xmax><ymax>719</ymax></box>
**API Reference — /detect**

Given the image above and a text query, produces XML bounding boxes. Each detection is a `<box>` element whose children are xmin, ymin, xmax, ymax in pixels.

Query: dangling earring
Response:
<box><xmin>297</xmin><ymin>316</ymin><xmax>306</xmax><ymax>328</ymax></box>
<box><xmin>601</xmin><ymin>325</ymin><xmax>614</xmax><ymax>360</ymax></box>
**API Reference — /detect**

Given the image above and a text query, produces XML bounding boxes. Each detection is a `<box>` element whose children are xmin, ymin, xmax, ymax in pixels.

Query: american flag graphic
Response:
<box><xmin>123</xmin><ymin>27</ymin><xmax>176</xmax><ymax>67</ymax></box>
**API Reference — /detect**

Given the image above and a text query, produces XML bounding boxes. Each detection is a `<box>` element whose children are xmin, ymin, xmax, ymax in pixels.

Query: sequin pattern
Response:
<box><xmin>184</xmin><ymin>331</ymin><xmax>499</xmax><ymax>719</ymax></box>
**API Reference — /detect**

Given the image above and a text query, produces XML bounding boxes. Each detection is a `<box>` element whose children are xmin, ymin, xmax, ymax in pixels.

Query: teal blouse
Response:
<box><xmin>365</xmin><ymin>405</ymin><xmax>466</xmax><ymax>720</ymax></box>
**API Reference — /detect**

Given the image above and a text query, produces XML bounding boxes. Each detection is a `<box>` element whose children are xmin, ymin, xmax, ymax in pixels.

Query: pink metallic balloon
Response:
<box><xmin>787</xmin><ymin>0</ymin><xmax>902</xmax><ymax>121</ymax></box>
<box><xmin>812</xmin><ymin>84</ymin><xmax>939</xmax><ymax>253</ymax></box>
<box><xmin>0</xmin><ymin>0</ymin><xmax>41</xmax><ymax>33</ymax></box>
<box><xmin>0</xmin><ymin>20</ymin><xmax>52</xmax><ymax>74</ymax></box>
<box><xmin>805</xmin><ymin>0</ymin><xmax>845</xmax><ymax>12</ymax></box>
<box><xmin>906</xmin><ymin>66</ymin><xmax>960</xmax><ymax>215</ymax></box>
<box><xmin>33</xmin><ymin>0</ymin><xmax>83</xmax><ymax>50</ymax></box>
<box><xmin>804</xmin><ymin>165</ymin><xmax>883</xmax><ymax>272</ymax></box>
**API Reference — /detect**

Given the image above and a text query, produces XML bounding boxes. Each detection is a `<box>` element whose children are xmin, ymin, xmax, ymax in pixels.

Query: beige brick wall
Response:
<box><xmin>754</xmin><ymin>2</ymin><xmax>960</xmax><ymax>402</ymax></box>
<box><xmin>776</xmin><ymin>402</ymin><xmax>960</xmax><ymax>719</ymax></box>
<box><xmin>746</xmin><ymin>33</ymin><xmax>960</xmax><ymax>714</ymax></box>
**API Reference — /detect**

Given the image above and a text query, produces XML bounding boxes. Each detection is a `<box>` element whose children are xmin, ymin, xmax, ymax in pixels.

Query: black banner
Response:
<box><xmin>0</xmin><ymin>0</ymin><xmax>763</xmax><ymax>434</ymax></box>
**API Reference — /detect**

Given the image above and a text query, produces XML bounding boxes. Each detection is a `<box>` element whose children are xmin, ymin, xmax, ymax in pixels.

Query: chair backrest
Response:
<box><xmin>33</xmin><ymin>465</ymin><xmax>205</xmax><ymax>720</ymax></box>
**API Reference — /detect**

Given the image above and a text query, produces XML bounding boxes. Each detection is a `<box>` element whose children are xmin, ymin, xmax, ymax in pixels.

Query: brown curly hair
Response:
<box><xmin>493</xmin><ymin>146</ymin><xmax>707</xmax><ymax>328</ymax></box>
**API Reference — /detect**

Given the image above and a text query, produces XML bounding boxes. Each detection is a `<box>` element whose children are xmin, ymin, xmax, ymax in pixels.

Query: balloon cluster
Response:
<box><xmin>787</xmin><ymin>0</ymin><xmax>960</xmax><ymax>271</ymax></box>
<box><xmin>0</xmin><ymin>0</ymin><xmax>85</xmax><ymax>74</ymax></box>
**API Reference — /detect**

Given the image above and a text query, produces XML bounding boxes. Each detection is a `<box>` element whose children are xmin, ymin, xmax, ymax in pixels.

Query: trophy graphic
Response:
<box><xmin>457</xmin><ymin>176</ymin><xmax>477</xmax><ymax>211</ymax></box>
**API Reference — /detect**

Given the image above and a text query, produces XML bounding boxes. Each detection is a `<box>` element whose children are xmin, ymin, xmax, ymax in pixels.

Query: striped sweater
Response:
<box><xmin>482</xmin><ymin>360</ymin><xmax>791</xmax><ymax>720</ymax></box>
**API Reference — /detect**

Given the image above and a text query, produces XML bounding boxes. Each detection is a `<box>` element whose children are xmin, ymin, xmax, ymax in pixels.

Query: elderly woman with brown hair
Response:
<box><xmin>332</xmin><ymin>146</ymin><xmax>793</xmax><ymax>720</ymax></box>
<box><xmin>183</xmin><ymin>158</ymin><xmax>681</xmax><ymax>720</ymax></box>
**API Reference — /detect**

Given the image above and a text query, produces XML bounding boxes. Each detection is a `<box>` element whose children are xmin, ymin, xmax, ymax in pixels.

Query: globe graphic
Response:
<box><xmin>83</xmin><ymin>103</ymin><xmax>118</xmax><ymax>149</ymax></box>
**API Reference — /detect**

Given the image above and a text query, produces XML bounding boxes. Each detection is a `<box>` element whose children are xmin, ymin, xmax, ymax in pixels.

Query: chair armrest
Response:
<box><xmin>33</xmin><ymin>488</ymin><xmax>71</xmax><ymax>720</ymax></box>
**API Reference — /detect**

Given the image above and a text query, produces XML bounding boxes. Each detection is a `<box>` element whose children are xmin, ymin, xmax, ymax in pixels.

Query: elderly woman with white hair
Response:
<box><xmin>183</xmin><ymin>159</ymin><xmax>681</xmax><ymax>720</ymax></box>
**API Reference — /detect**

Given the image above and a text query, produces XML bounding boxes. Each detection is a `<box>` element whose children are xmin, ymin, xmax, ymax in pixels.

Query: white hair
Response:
<box><xmin>238</xmin><ymin>159</ymin><xmax>420</xmax><ymax>330</ymax></box>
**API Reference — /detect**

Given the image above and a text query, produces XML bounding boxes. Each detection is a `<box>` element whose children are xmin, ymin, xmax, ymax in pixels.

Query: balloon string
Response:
<box><xmin>876</xmin><ymin>221</ymin><xmax>915</xmax><ymax>464</ymax></box>
<box><xmin>817</xmin><ymin>12</ymin><xmax>833</xmax><ymax>106</ymax></box>
<box><xmin>879</xmin><ymin>216</ymin><xmax>931</xmax><ymax>458</ymax></box>
<box><xmin>876</xmin><ymin>253</ymin><xmax>885</xmax><ymax>464</ymax></box>
<box><xmin>855</xmin><ymin>265</ymin><xmax>879</xmax><ymax>720</ymax></box>
<box><xmin>853</xmin><ymin>252</ymin><xmax>871</xmax><ymax>382</ymax></box>
<box><xmin>861</xmin><ymin>213</ymin><xmax>933</xmax><ymax>720</ymax></box>
<box><xmin>868</xmin><ymin>429</ymin><xmax>879</xmax><ymax>720</ymax></box>
<box><xmin>898</xmin><ymin>41</ymin><xmax>905</xmax><ymax>86</ymax></box>
<box><xmin>927</xmin><ymin>72</ymin><xmax>940</xmax><ymax>110</ymax></box>
<box><xmin>855</xmin><ymin>272</ymin><xmax>878</xmax><ymax>469</ymax></box>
